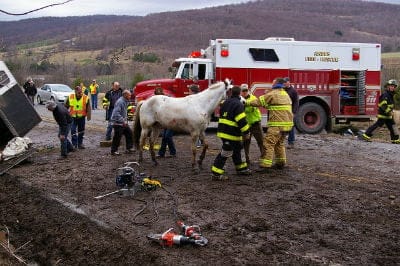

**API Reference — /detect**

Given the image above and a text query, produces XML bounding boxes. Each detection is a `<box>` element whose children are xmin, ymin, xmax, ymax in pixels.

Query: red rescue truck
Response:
<box><xmin>133</xmin><ymin>38</ymin><xmax>381</xmax><ymax>133</ymax></box>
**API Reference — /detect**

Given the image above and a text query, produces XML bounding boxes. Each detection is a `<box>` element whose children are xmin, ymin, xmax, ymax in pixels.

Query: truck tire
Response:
<box><xmin>295</xmin><ymin>102</ymin><xmax>327</xmax><ymax>134</ymax></box>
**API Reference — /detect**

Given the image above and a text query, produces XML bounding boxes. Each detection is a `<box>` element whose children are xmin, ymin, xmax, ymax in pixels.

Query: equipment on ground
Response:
<box><xmin>147</xmin><ymin>221</ymin><xmax>208</xmax><ymax>247</ymax></box>
<box><xmin>133</xmin><ymin>38</ymin><xmax>382</xmax><ymax>134</ymax></box>
<box><xmin>94</xmin><ymin>162</ymin><xmax>161</xmax><ymax>199</ymax></box>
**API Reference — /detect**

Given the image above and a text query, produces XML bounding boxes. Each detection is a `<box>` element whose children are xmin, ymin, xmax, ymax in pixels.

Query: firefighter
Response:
<box><xmin>211</xmin><ymin>85</ymin><xmax>251</xmax><ymax>180</ymax></box>
<box><xmin>361</xmin><ymin>79</ymin><xmax>400</xmax><ymax>144</ymax></box>
<box><xmin>246</xmin><ymin>78</ymin><xmax>293</xmax><ymax>172</ymax></box>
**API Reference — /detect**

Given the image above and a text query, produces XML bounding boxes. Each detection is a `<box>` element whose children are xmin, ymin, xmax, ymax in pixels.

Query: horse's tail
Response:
<box><xmin>132</xmin><ymin>102</ymin><xmax>142</xmax><ymax>149</ymax></box>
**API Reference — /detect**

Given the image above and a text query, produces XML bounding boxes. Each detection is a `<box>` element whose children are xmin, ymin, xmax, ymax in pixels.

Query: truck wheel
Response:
<box><xmin>295</xmin><ymin>102</ymin><xmax>327</xmax><ymax>134</ymax></box>
<box><xmin>37</xmin><ymin>95</ymin><xmax>43</xmax><ymax>105</ymax></box>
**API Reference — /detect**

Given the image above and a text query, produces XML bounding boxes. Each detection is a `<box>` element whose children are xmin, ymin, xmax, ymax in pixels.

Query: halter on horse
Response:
<box><xmin>133</xmin><ymin>80</ymin><xmax>230</xmax><ymax>171</ymax></box>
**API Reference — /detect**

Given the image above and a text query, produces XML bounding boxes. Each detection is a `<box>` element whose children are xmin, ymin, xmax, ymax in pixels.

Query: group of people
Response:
<box><xmin>211</xmin><ymin>77</ymin><xmax>298</xmax><ymax>180</ymax></box>
<box><xmin>46</xmin><ymin>85</ymin><xmax>91</xmax><ymax>158</ymax></box>
<box><xmin>46</xmin><ymin>80</ymin><xmax>134</xmax><ymax>158</ymax></box>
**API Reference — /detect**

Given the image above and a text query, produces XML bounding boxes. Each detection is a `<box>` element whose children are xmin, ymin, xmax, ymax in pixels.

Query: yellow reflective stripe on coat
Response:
<box><xmin>268</xmin><ymin>105</ymin><xmax>292</xmax><ymax>111</ymax></box>
<box><xmin>240</xmin><ymin>124</ymin><xmax>250</xmax><ymax>133</ymax></box>
<box><xmin>378</xmin><ymin>100</ymin><xmax>387</xmax><ymax>107</ymax></box>
<box><xmin>218</xmin><ymin>118</ymin><xmax>238</xmax><ymax>127</ymax></box>
<box><xmin>267</xmin><ymin>121</ymin><xmax>294</xmax><ymax>126</ymax></box>
<box><xmin>377</xmin><ymin>114</ymin><xmax>392</xmax><ymax>119</ymax></box>
<box><xmin>217</xmin><ymin>132</ymin><xmax>243</xmax><ymax>141</ymax></box>
<box><xmin>211</xmin><ymin>166</ymin><xmax>224</xmax><ymax>174</ymax></box>
<box><xmin>234</xmin><ymin>112</ymin><xmax>246</xmax><ymax>122</ymax></box>
<box><xmin>259</xmin><ymin>95</ymin><xmax>267</xmax><ymax>107</ymax></box>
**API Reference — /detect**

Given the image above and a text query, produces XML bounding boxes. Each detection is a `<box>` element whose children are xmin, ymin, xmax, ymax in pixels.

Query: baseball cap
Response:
<box><xmin>240</xmin><ymin>84</ymin><xmax>249</xmax><ymax>91</ymax></box>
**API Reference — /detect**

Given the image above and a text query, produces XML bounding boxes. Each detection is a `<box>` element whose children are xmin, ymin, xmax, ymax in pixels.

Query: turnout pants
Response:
<box><xmin>259</xmin><ymin>127</ymin><xmax>287</xmax><ymax>168</ymax></box>
<box><xmin>243</xmin><ymin>121</ymin><xmax>264</xmax><ymax>163</ymax></box>
<box><xmin>365</xmin><ymin>118</ymin><xmax>399</xmax><ymax>141</ymax></box>
<box><xmin>211</xmin><ymin>139</ymin><xmax>248</xmax><ymax>176</ymax></box>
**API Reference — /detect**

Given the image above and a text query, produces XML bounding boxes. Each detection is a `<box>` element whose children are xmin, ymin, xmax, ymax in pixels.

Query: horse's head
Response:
<box><xmin>224</xmin><ymin>78</ymin><xmax>233</xmax><ymax>91</ymax></box>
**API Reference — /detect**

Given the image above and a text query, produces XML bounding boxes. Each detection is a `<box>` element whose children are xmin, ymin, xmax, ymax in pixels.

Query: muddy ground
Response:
<box><xmin>1</xmin><ymin>105</ymin><xmax>400</xmax><ymax>265</ymax></box>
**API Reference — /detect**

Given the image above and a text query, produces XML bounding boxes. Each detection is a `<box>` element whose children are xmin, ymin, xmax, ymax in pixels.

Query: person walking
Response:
<box><xmin>211</xmin><ymin>85</ymin><xmax>251</xmax><ymax>180</ymax></box>
<box><xmin>247</xmin><ymin>77</ymin><xmax>293</xmax><ymax>172</ymax></box>
<box><xmin>89</xmin><ymin>79</ymin><xmax>99</xmax><ymax>109</ymax></box>
<box><xmin>23</xmin><ymin>78</ymin><xmax>37</xmax><ymax>105</ymax></box>
<box><xmin>46</xmin><ymin>101</ymin><xmax>75</xmax><ymax>158</ymax></box>
<box><xmin>65</xmin><ymin>86</ymin><xmax>91</xmax><ymax>149</ymax></box>
<box><xmin>361</xmin><ymin>79</ymin><xmax>400</xmax><ymax>144</ymax></box>
<box><xmin>154</xmin><ymin>87</ymin><xmax>177</xmax><ymax>158</ymax></box>
<box><xmin>240</xmin><ymin>83</ymin><xmax>264</xmax><ymax>165</ymax></box>
<box><xmin>103</xmin><ymin>81</ymin><xmax>123</xmax><ymax>141</ymax></box>
<box><xmin>283</xmin><ymin>77</ymin><xmax>299</xmax><ymax>148</ymax></box>
<box><xmin>110</xmin><ymin>89</ymin><xmax>134</xmax><ymax>155</ymax></box>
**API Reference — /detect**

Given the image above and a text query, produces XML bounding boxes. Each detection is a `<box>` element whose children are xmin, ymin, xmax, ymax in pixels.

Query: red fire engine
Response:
<box><xmin>133</xmin><ymin>37</ymin><xmax>381</xmax><ymax>134</ymax></box>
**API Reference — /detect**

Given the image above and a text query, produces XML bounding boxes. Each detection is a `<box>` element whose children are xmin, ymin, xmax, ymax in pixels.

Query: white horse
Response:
<box><xmin>133</xmin><ymin>80</ymin><xmax>229</xmax><ymax>171</ymax></box>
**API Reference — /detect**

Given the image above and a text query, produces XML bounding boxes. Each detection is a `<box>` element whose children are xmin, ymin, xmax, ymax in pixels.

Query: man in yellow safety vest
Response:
<box><xmin>65</xmin><ymin>86</ymin><xmax>91</xmax><ymax>149</ymax></box>
<box><xmin>89</xmin><ymin>79</ymin><xmax>99</xmax><ymax>109</ymax></box>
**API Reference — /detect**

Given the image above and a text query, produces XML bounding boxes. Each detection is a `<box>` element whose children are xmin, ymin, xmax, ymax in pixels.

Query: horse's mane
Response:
<box><xmin>208</xmin><ymin>81</ymin><xmax>223</xmax><ymax>90</ymax></box>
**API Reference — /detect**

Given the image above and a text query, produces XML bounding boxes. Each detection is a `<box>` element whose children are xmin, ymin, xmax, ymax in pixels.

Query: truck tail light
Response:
<box><xmin>352</xmin><ymin>48</ymin><xmax>360</xmax><ymax>61</ymax></box>
<box><xmin>220</xmin><ymin>44</ymin><xmax>229</xmax><ymax>57</ymax></box>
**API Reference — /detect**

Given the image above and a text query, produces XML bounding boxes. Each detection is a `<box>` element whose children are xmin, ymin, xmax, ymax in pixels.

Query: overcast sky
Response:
<box><xmin>0</xmin><ymin>0</ymin><xmax>252</xmax><ymax>21</ymax></box>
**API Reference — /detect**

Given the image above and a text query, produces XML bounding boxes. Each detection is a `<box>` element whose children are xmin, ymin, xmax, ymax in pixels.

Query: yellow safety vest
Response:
<box><xmin>69</xmin><ymin>94</ymin><xmax>88</xmax><ymax>117</ymax></box>
<box><xmin>90</xmin><ymin>84</ymin><xmax>98</xmax><ymax>94</ymax></box>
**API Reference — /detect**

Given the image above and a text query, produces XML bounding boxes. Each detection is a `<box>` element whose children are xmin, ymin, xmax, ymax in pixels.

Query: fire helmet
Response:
<box><xmin>386</xmin><ymin>79</ymin><xmax>398</xmax><ymax>87</ymax></box>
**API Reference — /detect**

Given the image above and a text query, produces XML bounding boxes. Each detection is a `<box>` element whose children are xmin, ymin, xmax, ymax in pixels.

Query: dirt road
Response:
<box><xmin>1</xmin><ymin>105</ymin><xmax>399</xmax><ymax>265</ymax></box>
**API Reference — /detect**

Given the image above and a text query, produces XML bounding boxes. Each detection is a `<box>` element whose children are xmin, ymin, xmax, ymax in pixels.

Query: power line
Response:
<box><xmin>0</xmin><ymin>0</ymin><xmax>73</xmax><ymax>16</ymax></box>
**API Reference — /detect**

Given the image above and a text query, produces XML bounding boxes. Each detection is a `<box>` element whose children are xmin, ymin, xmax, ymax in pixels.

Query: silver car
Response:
<box><xmin>37</xmin><ymin>84</ymin><xmax>73</xmax><ymax>104</ymax></box>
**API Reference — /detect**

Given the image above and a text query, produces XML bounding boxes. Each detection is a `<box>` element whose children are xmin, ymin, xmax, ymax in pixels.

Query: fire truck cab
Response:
<box><xmin>134</xmin><ymin>38</ymin><xmax>381</xmax><ymax>134</ymax></box>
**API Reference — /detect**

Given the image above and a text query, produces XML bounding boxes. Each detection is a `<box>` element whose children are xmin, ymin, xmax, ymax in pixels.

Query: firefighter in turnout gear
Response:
<box><xmin>211</xmin><ymin>86</ymin><xmax>252</xmax><ymax>180</ymax></box>
<box><xmin>247</xmin><ymin>78</ymin><xmax>293</xmax><ymax>172</ymax></box>
<box><xmin>361</xmin><ymin>79</ymin><xmax>400</xmax><ymax>144</ymax></box>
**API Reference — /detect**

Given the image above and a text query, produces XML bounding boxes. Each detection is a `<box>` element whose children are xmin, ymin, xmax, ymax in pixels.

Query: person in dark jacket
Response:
<box><xmin>103</xmin><ymin>81</ymin><xmax>123</xmax><ymax>140</ymax></box>
<box><xmin>110</xmin><ymin>89</ymin><xmax>134</xmax><ymax>155</ymax></box>
<box><xmin>46</xmin><ymin>101</ymin><xmax>75</xmax><ymax>158</ymax></box>
<box><xmin>361</xmin><ymin>79</ymin><xmax>400</xmax><ymax>144</ymax></box>
<box><xmin>283</xmin><ymin>77</ymin><xmax>299</xmax><ymax>148</ymax></box>
<box><xmin>23</xmin><ymin>78</ymin><xmax>37</xmax><ymax>105</ymax></box>
<box><xmin>211</xmin><ymin>85</ymin><xmax>251</xmax><ymax>180</ymax></box>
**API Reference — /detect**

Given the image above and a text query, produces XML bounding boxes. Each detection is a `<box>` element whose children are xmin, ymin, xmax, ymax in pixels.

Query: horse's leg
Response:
<box><xmin>198</xmin><ymin>131</ymin><xmax>208</xmax><ymax>169</ymax></box>
<box><xmin>138</xmin><ymin>129</ymin><xmax>147</xmax><ymax>162</ymax></box>
<box><xmin>149</xmin><ymin>127</ymin><xmax>159</xmax><ymax>166</ymax></box>
<box><xmin>191</xmin><ymin>134</ymin><xmax>197</xmax><ymax>169</ymax></box>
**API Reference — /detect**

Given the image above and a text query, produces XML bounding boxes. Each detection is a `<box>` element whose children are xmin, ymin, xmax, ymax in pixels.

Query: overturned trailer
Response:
<box><xmin>0</xmin><ymin>61</ymin><xmax>42</xmax><ymax>174</ymax></box>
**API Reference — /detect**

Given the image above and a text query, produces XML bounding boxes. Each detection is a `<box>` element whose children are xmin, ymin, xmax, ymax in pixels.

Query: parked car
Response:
<box><xmin>36</xmin><ymin>84</ymin><xmax>73</xmax><ymax>104</ymax></box>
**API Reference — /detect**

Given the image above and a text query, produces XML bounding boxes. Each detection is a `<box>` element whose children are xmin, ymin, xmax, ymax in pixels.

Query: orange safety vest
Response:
<box><xmin>69</xmin><ymin>94</ymin><xmax>88</xmax><ymax>117</ymax></box>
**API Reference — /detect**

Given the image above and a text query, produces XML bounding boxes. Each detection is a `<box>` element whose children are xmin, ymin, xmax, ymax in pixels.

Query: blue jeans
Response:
<box><xmin>158</xmin><ymin>129</ymin><xmax>176</xmax><ymax>156</ymax></box>
<box><xmin>91</xmin><ymin>94</ymin><xmax>98</xmax><ymax>109</ymax></box>
<box><xmin>71</xmin><ymin>117</ymin><xmax>86</xmax><ymax>147</ymax></box>
<box><xmin>59</xmin><ymin>123</ymin><xmax>74</xmax><ymax>156</ymax></box>
<box><xmin>105</xmin><ymin>108</ymin><xmax>114</xmax><ymax>140</ymax></box>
